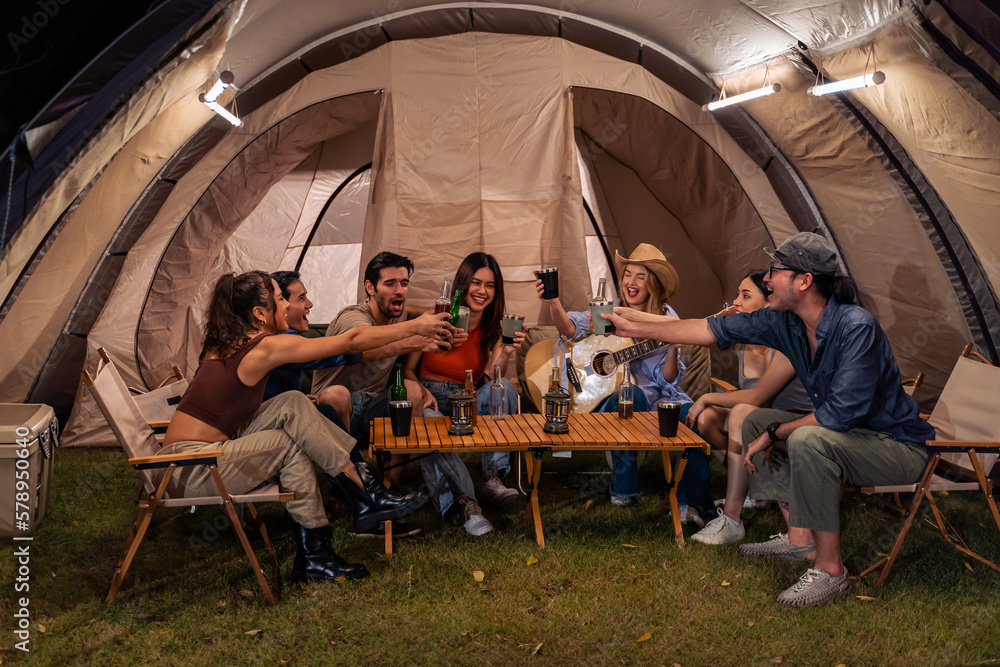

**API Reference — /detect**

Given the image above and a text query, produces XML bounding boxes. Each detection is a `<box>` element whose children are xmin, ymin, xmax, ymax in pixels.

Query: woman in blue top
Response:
<box><xmin>536</xmin><ymin>244</ymin><xmax>710</xmax><ymax>516</ymax></box>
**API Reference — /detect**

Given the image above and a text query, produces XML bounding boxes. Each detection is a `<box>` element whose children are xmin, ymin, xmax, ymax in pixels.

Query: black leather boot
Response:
<box><xmin>336</xmin><ymin>470</ymin><xmax>426</xmax><ymax>533</ymax></box>
<box><xmin>356</xmin><ymin>461</ymin><xmax>428</xmax><ymax>512</ymax></box>
<box><xmin>289</xmin><ymin>524</ymin><xmax>369</xmax><ymax>583</ymax></box>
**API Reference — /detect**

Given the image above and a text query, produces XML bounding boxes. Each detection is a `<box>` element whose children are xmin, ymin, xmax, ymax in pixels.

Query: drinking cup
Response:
<box><xmin>456</xmin><ymin>306</ymin><xmax>470</xmax><ymax>333</ymax></box>
<box><xmin>389</xmin><ymin>400</ymin><xmax>413</xmax><ymax>437</ymax></box>
<box><xmin>501</xmin><ymin>313</ymin><xmax>524</xmax><ymax>345</ymax></box>
<box><xmin>538</xmin><ymin>267</ymin><xmax>560</xmax><ymax>300</ymax></box>
<box><xmin>657</xmin><ymin>400</ymin><xmax>682</xmax><ymax>437</ymax></box>
<box><xmin>590</xmin><ymin>301</ymin><xmax>615</xmax><ymax>335</ymax></box>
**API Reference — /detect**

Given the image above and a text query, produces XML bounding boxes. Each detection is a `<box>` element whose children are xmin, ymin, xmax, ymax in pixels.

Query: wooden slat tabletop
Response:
<box><xmin>372</xmin><ymin>413</ymin><xmax>706</xmax><ymax>453</ymax></box>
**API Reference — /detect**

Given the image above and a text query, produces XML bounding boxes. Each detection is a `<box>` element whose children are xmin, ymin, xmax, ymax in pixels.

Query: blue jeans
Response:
<box><xmin>599</xmin><ymin>397</ymin><xmax>713</xmax><ymax>515</ymax></box>
<box><xmin>423</xmin><ymin>378</ymin><xmax>519</xmax><ymax>478</ymax></box>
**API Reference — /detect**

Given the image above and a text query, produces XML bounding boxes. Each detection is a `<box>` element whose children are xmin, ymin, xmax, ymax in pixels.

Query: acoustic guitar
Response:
<box><xmin>523</xmin><ymin>336</ymin><xmax>669</xmax><ymax>414</ymax></box>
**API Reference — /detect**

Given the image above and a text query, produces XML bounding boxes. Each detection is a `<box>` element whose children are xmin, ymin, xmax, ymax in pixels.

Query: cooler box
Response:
<box><xmin>0</xmin><ymin>404</ymin><xmax>57</xmax><ymax>539</ymax></box>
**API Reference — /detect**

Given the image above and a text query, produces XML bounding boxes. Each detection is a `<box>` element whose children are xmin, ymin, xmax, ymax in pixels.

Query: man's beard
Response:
<box><xmin>374</xmin><ymin>293</ymin><xmax>404</xmax><ymax>320</ymax></box>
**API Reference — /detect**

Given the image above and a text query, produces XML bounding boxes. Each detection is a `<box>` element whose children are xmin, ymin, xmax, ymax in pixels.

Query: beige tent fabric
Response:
<box><xmin>362</xmin><ymin>33</ymin><xmax>590</xmax><ymax>328</ymax></box>
<box><xmin>720</xmin><ymin>55</ymin><xmax>972</xmax><ymax>398</ymax></box>
<box><xmin>60</xmin><ymin>34</ymin><xmax>848</xmax><ymax>445</ymax></box>
<box><xmin>0</xmin><ymin>22</ymin><xmax>232</xmax><ymax>404</ymax></box>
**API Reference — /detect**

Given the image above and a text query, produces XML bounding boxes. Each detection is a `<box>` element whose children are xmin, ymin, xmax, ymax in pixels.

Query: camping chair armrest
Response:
<box><xmin>129</xmin><ymin>449</ymin><xmax>225</xmax><ymax>470</ymax></box>
<box><xmin>710</xmin><ymin>377</ymin><xmax>738</xmax><ymax>393</ymax></box>
<box><xmin>924</xmin><ymin>440</ymin><xmax>1000</xmax><ymax>452</ymax></box>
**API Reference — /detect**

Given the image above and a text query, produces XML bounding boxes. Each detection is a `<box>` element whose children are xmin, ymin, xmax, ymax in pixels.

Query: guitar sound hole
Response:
<box><xmin>592</xmin><ymin>352</ymin><xmax>614</xmax><ymax>377</ymax></box>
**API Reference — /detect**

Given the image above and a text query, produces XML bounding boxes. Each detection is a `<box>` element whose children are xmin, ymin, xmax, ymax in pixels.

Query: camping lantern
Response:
<box><xmin>543</xmin><ymin>385</ymin><xmax>570</xmax><ymax>434</ymax></box>
<box><xmin>447</xmin><ymin>389</ymin><xmax>475</xmax><ymax>436</ymax></box>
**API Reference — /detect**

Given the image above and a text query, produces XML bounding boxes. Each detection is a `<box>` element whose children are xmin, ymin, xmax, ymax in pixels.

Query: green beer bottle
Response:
<box><xmin>449</xmin><ymin>288</ymin><xmax>464</xmax><ymax>327</ymax></box>
<box><xmin>390</xmin><ymin>362</ymin><xmax>406</xmax><ymax>402</ymax></box>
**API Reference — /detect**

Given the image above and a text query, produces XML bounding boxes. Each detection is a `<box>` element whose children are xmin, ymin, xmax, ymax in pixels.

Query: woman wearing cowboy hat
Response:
<box><xmin>535</xmin><ymin>244</ymin><xmax>712</xmax><ymax>518</ymax></box>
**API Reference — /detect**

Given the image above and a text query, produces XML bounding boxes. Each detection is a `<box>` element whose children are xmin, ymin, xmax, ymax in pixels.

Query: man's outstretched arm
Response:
<box><xmin>604</xmin><ymin>307</ymin><xmax>717</xmax><ymax>346</ymax></box>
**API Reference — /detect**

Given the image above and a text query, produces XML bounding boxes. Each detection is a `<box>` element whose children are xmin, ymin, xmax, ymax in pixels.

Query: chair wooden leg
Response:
<box><xmin>106</xmin><ymin>505</ymin><xmax>155</xmax><ymax>604</ymax></box>
<box><xmin>384</xmin><ymin>520</ymin><xmax>393</xmax><ymax>555</ymax></box>
<box><xmin>243</xmin><ymin>503</ymin><xmax>281</xmax><ymax>596</ymax></box>
<box><xmin>872</xmin><ymin>453</ymin><xmax>940</xmax><ymax>588</ymax></box>
<box><xmin>107</xmin><ymin>467</ymin><xmax>175</xmax><ymax>604</ymax></box>
<box><xmin>942</xmin><ymin>450</ymin><xmax>1000</xmax><ymax>574</ymax></box>
<box><xmin>209</xmin><ymin>467</ymin><xmax>279</xmax><ymax>605</ymax></box>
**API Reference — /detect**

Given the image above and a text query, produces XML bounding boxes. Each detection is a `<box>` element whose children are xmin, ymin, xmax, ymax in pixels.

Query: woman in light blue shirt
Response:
<box><xmin>536</xmin><ymin>244</ymin><xmax>711</xmax><ymax>518</ymax></box>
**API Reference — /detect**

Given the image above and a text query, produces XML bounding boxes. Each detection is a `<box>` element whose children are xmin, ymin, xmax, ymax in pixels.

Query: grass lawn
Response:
<box><xmin>2</xmin><ymin>447</ymin><xmax>999</xmax><ymax>666</ymax></box>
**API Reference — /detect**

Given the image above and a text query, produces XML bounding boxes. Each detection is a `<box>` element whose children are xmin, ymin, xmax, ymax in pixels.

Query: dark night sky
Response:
<box><xmin>0</xmin><ymin>1</ymin><xmax>160</xmax><ymax>149</ymax></box>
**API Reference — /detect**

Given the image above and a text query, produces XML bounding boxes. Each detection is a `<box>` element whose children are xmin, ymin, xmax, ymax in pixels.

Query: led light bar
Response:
<box><xmin>204</xmin><ymin>70</ymin><xmax>235</xmax><ymax>103</ymax></box>
<box><xmin>199</xmin><ymin>98</ymin><xmax>243</xmax><ymax>126</ymax></box>
<box><xmin>703</xmin><ymin>83</ymin><xmax>781</xmax><ymax>111</ymax></box>
<box><xmin>808</xmin><ymin>71</ymin><xmax>885</xmax><ymax>97</ymax></box>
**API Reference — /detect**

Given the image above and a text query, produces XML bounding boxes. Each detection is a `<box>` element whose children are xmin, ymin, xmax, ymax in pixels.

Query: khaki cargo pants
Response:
<box><xmin>159</xmin><ymin>391</ymin><xmax>355</xmax><ymax>528</ymax></box>
<box><xmin>742</xmin><ymin>408</ymin><xmax>929</xmax><ymax>533</ymax></box>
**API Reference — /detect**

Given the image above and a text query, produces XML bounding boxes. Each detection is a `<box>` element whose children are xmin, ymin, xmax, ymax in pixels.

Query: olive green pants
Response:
<box><xmin>159</xmin><ymin>392</ymin><xmax>355</xmax><ymax>528</ymax></box>
<box><xmin>742</xmin><ymin>408</ymin><xmax>929</xmax><ymax>533</ymax></box>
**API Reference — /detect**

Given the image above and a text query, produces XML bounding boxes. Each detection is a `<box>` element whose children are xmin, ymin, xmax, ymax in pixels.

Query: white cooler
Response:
<box><xmin>0</xmin><ymin>404</ymin><xmax>57</xmax><ymax>539</ymax></box>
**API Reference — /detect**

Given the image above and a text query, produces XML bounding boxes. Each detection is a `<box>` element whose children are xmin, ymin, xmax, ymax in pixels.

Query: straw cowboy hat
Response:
<box><xmin>613</xmin><ymin>243</ymin><xmax>680</xmax><ymax>300</ymax></box>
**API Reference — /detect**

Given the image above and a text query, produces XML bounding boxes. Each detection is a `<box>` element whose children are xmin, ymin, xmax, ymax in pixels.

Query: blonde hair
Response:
<box><xmin>621</xmin><ymin>264</ymin><xmax>667</xmax><ymax>316</ymax></box>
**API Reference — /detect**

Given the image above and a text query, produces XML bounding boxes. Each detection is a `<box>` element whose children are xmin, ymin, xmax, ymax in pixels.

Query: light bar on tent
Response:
<box><xmin>703</xmin><ymin>84</ymin><xmax>781</xmax><ymax>111</ymax></box>
<box><xmin>198</xmin><ymin>70</ymin><xmax>242</xmax><ymax>126</ymax></box>
<box><xmin>808</xmin><ymin>71</ymin><xmax>885</xmax><ymax>96</ymax></box>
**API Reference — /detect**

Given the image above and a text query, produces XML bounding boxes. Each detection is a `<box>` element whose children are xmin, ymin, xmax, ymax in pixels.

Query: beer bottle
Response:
<box><xmin>549</xmin><ymin>366</ymin><xmax>561</xmax><ymax>392</ymax></box>
<box><xmin>595</xmin><ymin>276</ymin><xmax>608</xmax><ymax>302</ymax></box>
<box><xmin>434</xmin><ymin>277</ymin><xmax>452</xmax><ymax>314</ymax></box>
<box><xmin>489</xmin><ymin>364</ymin><xmax>506</xmax><ymax>420</ymax></box>
<box><xmin>390</xmin><ymin>362</ymin><xmax>406</xmax><ymax>402</ymax></box>
<box><xmin>618</xmin><ymin>364</ymin><xmax>634</xmax><ymax>419</ymax></box>
<box><xmin>465</xmin><ymin>368</ymin><xmax>478</xmax><ymax>426</ymax></box>
<box><xmin>449</xmin><ymin>288</ymin><xmax>464</xmax><ymax>327</ymax></box>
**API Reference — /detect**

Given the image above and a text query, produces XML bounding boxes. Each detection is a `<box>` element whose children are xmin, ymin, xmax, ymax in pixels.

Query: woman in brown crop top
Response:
<box><xmin>160</xmin><ymin>270</ymin><xmax>450</xmax><ymax>584</ymax></box>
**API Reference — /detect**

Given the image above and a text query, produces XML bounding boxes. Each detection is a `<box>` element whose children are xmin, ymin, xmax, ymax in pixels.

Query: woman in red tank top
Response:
<box><xmin>404</xmin><ymin>253</ymin><xmax>525</xmax><ymax>531</ymax></box>
<box><xmin>161</xmin><ymin>270</ymin><xmax>449</xmax><ymax>584</ymax></box>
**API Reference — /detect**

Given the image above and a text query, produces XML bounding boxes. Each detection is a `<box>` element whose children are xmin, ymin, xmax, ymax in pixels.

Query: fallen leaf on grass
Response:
<box><xmin>526</xmin><ymin>557</ymin><xmax>539</xmax><ymax>566</ymax></box>
<box><xmin>335</xmin><ymin>576</ymin><xmax>347</xmax><ymax>583</ymax></box>
<box><xmin>473</xmin><ymin>570</ymin><xmax>485</xmax><ymax>582</ymax></box>
<box><xmin>877</xmin><ymin>552</ymin><xmax>888</xmax><ymax>557</ymax></box>
<box><xmin>965</xmin><ymin>562</ymin><xmax>975</xmax><ymax>572</ymax></box>
<box><xmin>531</xmin><ymin>642</ymin><xmax>543</xmax><ymax>656</ymax></box>
<box><xmin>136</xmin><ymin>613</ymin><xmax>151</xmax><ymax>620</ymax></box>
<box><xmin>36</xmin><ymin>625</ymin><xmax>45</xmax><ymax>633</ymax></box>
<box><xmin>721</xmin><ymin>581</ymin><xmax>731</xmax><ymax>586</ymax></box>
<box><xmin>244</xmin><ymin>629</ymin><xmax>262</xmax><ymax>636</ymax></box>
<box><xmin>584</xmin><ymin>500</ymin><xmax>593</xmax><ymax>512</ymax></box>
<box><xmin>856</xmin><ymin>595</ymin><xmax>876</xmax><ymax>602</ymax></box>
<box><xmin>622</xmin><ymin>544</ymin><xmax>637</xmax><ymax>549</ymax></box>
<box><xmin>239</xmin><ymin>589</ymin><xmax>254</xmax><ymax>598</ymax></box>
<box><xmin>772</xmin><ymin>657</ymin><xmax>783</xmax><ymax>664</ymax></box>
<box><xmin>836</xmin><ymin>664</ymin><xmax>846</xmax><ymax>667</ymax></box>
<box><xmin>279</xmin><ymin>658</ymin><xmax>294</xmax><ymax>665</ymax></box>
<box><xmin>637</xmin><ymin>633</ymin><xmax>651</xmax><ymax>642</ymax></box>
<box><xmin>462</xmin><ymin>630</ymin><xmax>476</xmax><ymax>638</ymax></box>
<box><xmin>747</xmin><ymin>621</ymin><xmax>755</xmax><ymax>628</ymax></box>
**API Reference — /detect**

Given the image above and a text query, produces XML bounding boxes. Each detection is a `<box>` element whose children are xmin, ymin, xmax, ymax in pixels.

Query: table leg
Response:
<box><xmin>527</xmin><ymin>453</ymin><xmax>545</xmax><ymax>548</ymax></box>
<box><xmin>659</xmin><ymin>451</ymin><xmax>689</xmax><ymax>546</ymax></box>
<box><xmin>384</xmin><ymin>520</ymin><xmax>393</xmax><ymax>555</ymax></box>
<box><xmin>524</xmin><ymin>453</ymin><xmax>534</xmax><ymax>523</ymax></box>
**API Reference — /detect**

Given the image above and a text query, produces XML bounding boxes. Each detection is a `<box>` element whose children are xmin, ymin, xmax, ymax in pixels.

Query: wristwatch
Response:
<box><xmin>766</xmin><ymin>421</ymin><xmax>782</xmax><ymax>443</ymax></box>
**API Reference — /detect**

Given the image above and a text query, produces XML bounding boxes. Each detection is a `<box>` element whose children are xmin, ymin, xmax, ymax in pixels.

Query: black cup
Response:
<box><xmin>657</xmin><ymin>401</ymin><xmax>681</xmax><ymax>437</ymax></box>
<box><xmin>389</xmin><ymin>400</ymin><xmax>413</xmax><ymax>437</ymax></box>
<box><xmin>538</xmin><ymin>267</ymin><xmax>559</xmax><ymax>300</ymax></box>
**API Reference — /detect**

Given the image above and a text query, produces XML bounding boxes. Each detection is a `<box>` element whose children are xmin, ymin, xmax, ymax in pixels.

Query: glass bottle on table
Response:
<box><xmin>465</xmin><ymin>368</ymin><xmax>478</xmax><ymax>426</ymax></box>
<box><xmin>549</xmin><ymin>366</ymin><xmax>561</xmax><ymax>392</ymax></box>
<box><xmin>434</xmin><ymin>277</ymin><xmax>452</xmax><ymax>314</ymax></box>
<box><xmin>618</xmin><ymin>364</ymin><xmax>634</xmax><ymax>419</ymax></box>
<box><xmin>489</xmin><ymin>364</ymin><xmax>506</xmax><ymax>420</ymax></box>
<box><xmin>390</xmin><ymin>362</ymin><xmax>407</xmax><ymax>402</ymax></box>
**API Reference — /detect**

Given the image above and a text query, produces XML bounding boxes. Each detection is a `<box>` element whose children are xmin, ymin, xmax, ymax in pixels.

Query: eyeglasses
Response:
<box><xmin>768</xmin><ymin>264</ymin><xmax>797</xmax><ymax>279</ymax></box>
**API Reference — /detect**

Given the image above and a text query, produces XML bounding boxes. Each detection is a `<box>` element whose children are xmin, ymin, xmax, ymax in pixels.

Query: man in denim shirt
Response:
<box><xmin>605</xmin><ymin>232</ymin><xmax>933</xmax><ymax>607</ymax></box>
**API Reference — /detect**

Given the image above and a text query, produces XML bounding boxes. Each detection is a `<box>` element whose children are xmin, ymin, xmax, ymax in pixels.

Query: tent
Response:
<box><xmin>0</xmin><ymin>0</ymin><xmax>998</xmax><ymax>446</ymax></box>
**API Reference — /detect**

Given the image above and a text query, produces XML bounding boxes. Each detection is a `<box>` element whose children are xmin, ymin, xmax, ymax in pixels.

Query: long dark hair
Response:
<box><xmin>746</xmin><ymin>269</ymin><xmax>772</xmax><ymax>300</ymax></box>
<box><xmin>453</xmin><ymin>252</ymin><xmax>505</xmax><ymax>360</ymax></box>
<box><xmin>201</xmin><ymin>270</ymin><xmax>275</xmax><ymax>360</ymax></box>
<box><xmin>813</xmin><ymin>274</ymin><xmax>860</xmax><ymax>306</ymax></box>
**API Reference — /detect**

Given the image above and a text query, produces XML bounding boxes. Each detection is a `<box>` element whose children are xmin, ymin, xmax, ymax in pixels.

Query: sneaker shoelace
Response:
<box><xmin>790</xmin><ymin>569</ymin><xmax>823</xmax><ymax>593</ymax></box>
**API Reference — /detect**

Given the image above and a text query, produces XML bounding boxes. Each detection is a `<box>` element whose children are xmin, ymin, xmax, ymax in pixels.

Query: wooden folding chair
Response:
<box><xmin>859</xmin><ymin>343</ymin><xmax>1000</xmax><ymax>587</ymax></box>
<box><xmin>82</xmin><ymin>348</ymin><xmax>292</xmax><ymax>605</ymax></box>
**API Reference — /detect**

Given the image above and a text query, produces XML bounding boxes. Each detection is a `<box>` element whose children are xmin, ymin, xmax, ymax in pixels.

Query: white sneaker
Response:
<box><xmin>776</xmin><ymin>567</ymin><xmax>850</xmax><ymax>606</ymax></box>
<box><xmin>691</xmin><ymin>511</ymin><xmax>745</xmax><ymax>544</ymax></box>
<box><xmin>459</xmin><ymin>498</ymin><xmax>494</xmax><ymax>536</ymax></box>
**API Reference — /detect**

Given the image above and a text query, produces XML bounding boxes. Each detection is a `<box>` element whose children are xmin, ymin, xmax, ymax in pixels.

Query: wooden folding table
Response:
<box><xmin>371</xmin><ymin>412</ymin><xmax>709</xmax><ymax>553</ymax></box>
